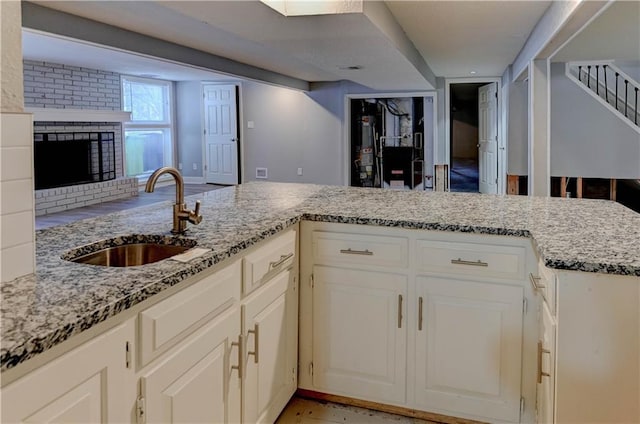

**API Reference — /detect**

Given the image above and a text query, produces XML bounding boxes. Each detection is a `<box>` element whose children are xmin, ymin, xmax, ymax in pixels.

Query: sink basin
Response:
<box><xmin>64</xmin><ymin>236</ymin><xmax>197</xmax><ymax>267</ymax></box>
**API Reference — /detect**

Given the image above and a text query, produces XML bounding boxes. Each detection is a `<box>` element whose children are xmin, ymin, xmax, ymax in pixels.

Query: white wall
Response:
<box><xmin>550</xmin><ymin>62</ymin><xmax>640</xmax><ymax>179</ymax></box>
<box><xmin>241</xmin><ymin>81</ymin><xmax>344</xmax><ymax>185</ymax></box>
<box><xmin>1</xmin><ymin>1</ymin><xmax>36</xmax><ymax>282</ymax></box>
<box><xmin>615</xmin><ymin>60</ymin><xmax>640</xmax><ymax>82</ymax></box>
<box><xmin>507</xmin><ymin>80</ymin><xmax>529</xmax><ymax>175</ymax></box>
<box><xmin>175</xmin><ymin>81</ymin><xmax>203</xmax><ymax>179</ymax></box>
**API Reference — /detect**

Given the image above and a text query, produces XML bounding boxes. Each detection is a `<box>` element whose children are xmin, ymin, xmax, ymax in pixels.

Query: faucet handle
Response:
<box><xmin>189</xmin><ymin>200</ymin><xmax>203</xmax><ymax>225</ymax></box>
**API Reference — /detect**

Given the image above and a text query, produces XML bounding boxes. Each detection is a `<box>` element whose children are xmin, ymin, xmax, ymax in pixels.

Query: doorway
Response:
<box><xmin>449</xmin><ymin>83</ymin><xmax>484</xmax><ymax>192</ymax></box>
<box><xmin>345</xmin><ymin>92</ymin><xmax>437</xmax><ymax>190</ymax></box>
<box><xmin>446</xmin><ymin>79</ymin><xmax>501</xmax><ymax>194</ymax></box>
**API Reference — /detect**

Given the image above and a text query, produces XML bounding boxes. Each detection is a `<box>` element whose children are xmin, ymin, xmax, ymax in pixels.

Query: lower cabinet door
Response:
<box><xmin>1</xmin><ymin>320</ymin><xmax>134</xmax><ymax>424</ymax></box>
<box><xmin>414</xmin><ymin>276</ymin><xmax>524</xmax><ymax>423</ymax></box>
<box><xmin>242</xmin><ymin>270</ymin><xmax>297</xmax><ymax>424</ymax></box>
<box><xmin>141</xmin><ymin>306</ymin><xmax>241</xmax><ymax>424</ymax></box>
<box><xmin>537</xmin><ymin>301</ymin><xmax>556</xmax><ymax>424</ymax></box>
<box><xmin>312</xmin><ymin>265</ymin><xmax>408</xmax><ymax>405</ymax></box>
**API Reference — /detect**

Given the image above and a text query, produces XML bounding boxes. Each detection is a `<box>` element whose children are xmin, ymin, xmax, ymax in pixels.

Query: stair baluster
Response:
<box><xmin>635</xmin><ymin>87</ymin><xmax>638</xmax><ymax>125</ymax></box>
<box><xmin>624</xmin><ymin>80</ymin><xmax>628</xmax><ymax>117</ymax></box>
<box><xmin>603</xmin><ymin>65</ymin><xmax>609</xmax><ymax>102</ymax></box>
<box><xmin>615</xmin><ymin>73</ymin><xmax>619</xmax><ymax>110</ymax></box>
<box><xmin>587</xmin><ymin>66</ymin><xmax>592</xmax><ymax>88</ymax></box>
<box><xmin>596</xmin><ymin>65</ymin><xmax>600</xmax><ymax>95</ymax></box>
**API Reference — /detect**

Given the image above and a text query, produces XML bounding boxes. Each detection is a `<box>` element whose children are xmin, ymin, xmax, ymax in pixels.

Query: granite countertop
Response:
<box><xmin>2</xmin><ymin>182</ymin><xmax>639</xmax><ymax>372</ymax></box>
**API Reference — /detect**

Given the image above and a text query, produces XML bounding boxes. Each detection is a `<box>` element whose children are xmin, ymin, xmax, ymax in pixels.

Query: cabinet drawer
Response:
<box><xmin>312</xmin><ymin>231</ymin><xmax>408</xmax><ymax>268</ymax></box>
<box><xmin>533</xmin><ymin>260</ymin><xmax>557</xmax><ymax>316</ymax></box>
<box><xmin>415</xmin><ymin>239</ymin><xmax>525</xmax><ymax>280</ymax></box>
<box><xmin>243</xmin><ymin>230</ymin><xmax>296</xmax><ymax>295</ymax></box>
<box><xmin>139</xmin><ymin>261</ymin><xmax>241</xmax><ymax>366</ymax></box>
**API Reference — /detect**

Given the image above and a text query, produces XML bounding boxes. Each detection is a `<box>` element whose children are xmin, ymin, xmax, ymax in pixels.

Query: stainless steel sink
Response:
<box><xmin>65</xmin><ymin>237</ymin><xmax>197</xmax><ymax>267</ymax></box>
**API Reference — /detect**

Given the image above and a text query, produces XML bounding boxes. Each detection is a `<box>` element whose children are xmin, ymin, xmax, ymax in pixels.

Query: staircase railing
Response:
<box><xmin>567</xmin><ymin>61</ymin><xmax>639</xmax><ymax>129</ymax></box>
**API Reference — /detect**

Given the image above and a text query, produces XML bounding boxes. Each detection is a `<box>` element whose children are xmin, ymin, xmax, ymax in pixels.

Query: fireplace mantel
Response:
<box><xmin>26</xmin><ymin>107</ymin><xmax>131</xmax><ymax>123</ymax></box>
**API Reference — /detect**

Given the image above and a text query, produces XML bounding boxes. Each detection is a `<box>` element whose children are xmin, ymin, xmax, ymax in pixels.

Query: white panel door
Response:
<box><xmin>414</xmin><ymin>276</ymin><xmax>523</xmax><ymax>422</ymax></box>
<box><xmin>478</xmin><ymin>83</ymin><xmax>498</xmax><ymax>194</ymax></box>
<box><xmin>312</xmin><ymin>265</ymin><xmax>407</xmax><ymax>405</ymax></box>
<box><xmin>204</xmin><ymin>84</ymin><xmax>238</xmax><ymax>185</ymax></box>
<box><xmin>243</xmin><ymin>270</ymin><xmax>297</xmax><ymax>424</ymax></box>
<box><xmin>1</xmin><ymin>321</ymin><xmax>134</xmax><ymax>424</ymax></box>
<box><xmin>141</xmin><ymin>306</ymin><xmax>241</xmax><ymax>424</ymax></box>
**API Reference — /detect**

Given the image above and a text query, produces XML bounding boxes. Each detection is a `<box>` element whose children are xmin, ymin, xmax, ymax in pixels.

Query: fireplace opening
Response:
<box><xmin>34</xmin><ymin>132</ymin><xmax>116</xmax><ymax>190</ymax></box>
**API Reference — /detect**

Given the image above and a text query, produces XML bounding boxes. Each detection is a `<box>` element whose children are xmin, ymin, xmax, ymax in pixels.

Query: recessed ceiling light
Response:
<box><xmin>469</xmin><ymin>71</ymin><xmax>477</xmax><ymax>75</ymax></box>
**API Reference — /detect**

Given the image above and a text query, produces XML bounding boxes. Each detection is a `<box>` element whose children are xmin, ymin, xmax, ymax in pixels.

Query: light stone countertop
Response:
<box><xmin>2</xmin><ymin>182</ymin><xmax>639</xmax><ymax>372</ymax></box>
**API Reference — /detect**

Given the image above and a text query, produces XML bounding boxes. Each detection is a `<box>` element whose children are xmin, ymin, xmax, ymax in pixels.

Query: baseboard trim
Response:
<box><xmin>295</xmin><ymin>389</ymin><xmax>486</xmax><ymax>424</ymax></box>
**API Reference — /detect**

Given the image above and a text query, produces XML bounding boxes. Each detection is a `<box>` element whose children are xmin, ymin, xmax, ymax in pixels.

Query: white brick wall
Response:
<box><xmin>24</xmin><ymin>60</ymin><xmax>140</xmax><ymax>216</ymax></box>
<box><xmin>35</xmin><ymin>178</ymin><xmax>139</xmax><ymax>216</ymax></box>
<box><xmin>23</xmin><ymin>60</ymin><xmax>121</xmax><ymax>110</ymax></box>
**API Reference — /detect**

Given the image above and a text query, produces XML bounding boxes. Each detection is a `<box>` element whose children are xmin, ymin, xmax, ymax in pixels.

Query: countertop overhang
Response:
<box><xmin>2</xmin><ymin>182</ymin><xmax>639</xmax><ymax>372</ymax></box>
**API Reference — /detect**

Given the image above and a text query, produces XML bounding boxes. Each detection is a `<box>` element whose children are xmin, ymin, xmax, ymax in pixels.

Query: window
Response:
<box><xmin>122</xmin><ymin>76</ymin><xmax>173</xmax><ymax>180</ymax></box>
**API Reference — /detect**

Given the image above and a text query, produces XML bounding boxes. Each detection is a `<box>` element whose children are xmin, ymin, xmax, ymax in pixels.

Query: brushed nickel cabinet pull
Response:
<box><xmin>269</xmin><ymin>253</ymin><xmax>294</xmax><ymax>269</ymax></box>
<box><xmin>537</xmin><ymin>341</ymin><xmax>551</xmax><ymax>384</ymax></box>
<box><xmin>451</xmin><ymin>258</ymin><xmax>488</xmax><ymax>267</ymax></box>
<box><xmin>398</xmin><ymin>294</ymin><xmax>403</xmax><ymax>328</ymax></box>
<box><xmin>247</xmin><ymin>324</ymin><xmax>259</xmax><ymax>364</ymax></box>
<box><xmin>231</xmin><ymin>334</ymin><xmax>244</xmax><ymax>379</ymax></box>
<box><xmin>418</xmin><ymin>297</ymin><xmax>423</xmax><ymax>331</ymax></box>
<box><xmin>529</xmin><ymin>273</ymin><xmax>546</xmax><ymax>291</ymax></box>
<box><xmin>340</xmin><ymin>248</ymin><xmax>373</xmax><ymax>256</ymax></box>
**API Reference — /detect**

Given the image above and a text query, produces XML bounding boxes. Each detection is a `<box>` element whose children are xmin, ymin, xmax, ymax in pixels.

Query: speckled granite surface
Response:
<box><xmin>2</xmin><ymin>182</ymin><xmax>639</xmax><ymax>372</ymax></box>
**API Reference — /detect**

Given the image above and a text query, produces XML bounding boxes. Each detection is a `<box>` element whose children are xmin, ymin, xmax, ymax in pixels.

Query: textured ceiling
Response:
<box><xmin>24</xmin><ymin>0</ymin><xmax>556</xmax><ymax>88</ymax></box>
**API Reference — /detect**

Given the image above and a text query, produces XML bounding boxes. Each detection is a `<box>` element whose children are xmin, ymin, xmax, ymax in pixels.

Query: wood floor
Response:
<box><xmin>276</xmin><ymin>397</ymin><xmax>440</xmax><ymax>424</ymax></box>
<box><xmin>35</xmin><ymin>183</ymin><xmax>225</xmax><ymax>230</ymax></box>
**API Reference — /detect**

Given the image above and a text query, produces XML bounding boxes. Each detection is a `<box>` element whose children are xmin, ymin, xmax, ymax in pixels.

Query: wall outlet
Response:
<box><xmin>297</xmin><ymin>167</ymin><xmax>303</xmax><ymax>176</ymax></box>
<box><xmin>247</xmin><ymin>121</ymin><xmax>255</xmax><ymax>129</ymax></box>
<box><xmin>193</xmin><ymin>163</ymin><xmax>197</xmax><ymax>170</ymax></box>
<box><xmin>178</xmin><ymin>163</ymin><xmax>182</xmax><ymax>170</ymax></box>
<box><xmin>256</xmin><ymin>167</ymin><xmax>268</xmax><ymax>179</ymax></box>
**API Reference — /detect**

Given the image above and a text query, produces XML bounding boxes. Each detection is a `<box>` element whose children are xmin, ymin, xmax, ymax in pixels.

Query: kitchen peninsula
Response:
<box><xmin>2</xmin><ymin>182</ymin><xmax>639</xmax><ymax>424</ymax></box>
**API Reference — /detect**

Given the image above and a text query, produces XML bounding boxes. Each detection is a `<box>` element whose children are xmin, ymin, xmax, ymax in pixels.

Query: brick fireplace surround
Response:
<box><xmin>24</xmin><ymin>60</ymin><xmax>139</xmax><ymax>216</ymax></box>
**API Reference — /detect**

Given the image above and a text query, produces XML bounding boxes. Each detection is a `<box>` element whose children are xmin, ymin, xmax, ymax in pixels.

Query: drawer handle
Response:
<box><xmin>248</xmin><ymin>324</ymin><xmax>259</xmax><ymax>364</ymax></box>
<box><xmin>451</xmin><ymin>258</ymin><xmax>488</xmax><ymax>267</ymax></box>
<box><xmin>418</xmin><ymin>297</ymin><xmax>423</xmax><ymax>331</ymax></box>
<box><xmin>340</xmin><ymin>248</ymin><xmax>373</xmax><ymax>256</ymax></box>
<box><xmin>529</xmin><ymin>273</ymin><xmax>547</xmax><ymax>291</ymax></box>
<box><xmin>398</xmin><ymin>294</ymin><xmax>403</xmax><ymax>329</ymax></box>
<box><xmin>269</xmin><ymin>253</ymin><xmax>294</xmax><ymax>269</ymax></box>
<box><xmin>231</xmin><ymin>334</ymin><xmax>244</xmax><ymax>379</ymax></box>
<box><xmin>537</xmin><ymin>341</ymin><xmax>551</xmax><ymax>383</ymax></box>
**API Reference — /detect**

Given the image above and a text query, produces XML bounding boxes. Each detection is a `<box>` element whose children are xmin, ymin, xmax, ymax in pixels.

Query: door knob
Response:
<box><xmin>231</xmin><ymin>138</ymin><xmax>237</xmax><ymax>142</ymax></box>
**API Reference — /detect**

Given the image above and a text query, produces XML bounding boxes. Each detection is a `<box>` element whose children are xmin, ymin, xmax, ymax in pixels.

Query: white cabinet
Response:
<box><xmin>311</xmin><ymin>265</ymin><xmax>407</xmax><ymax>405</ymax></box>
<box><xmin>300</xmin><ymin>221</ymin><xmax>531</xmax><ymax>423</ymax></box>
<box><xmin>136</xmin><ymin>227</ymin><xmax>298</xmax><ymax>424</ymax></box>
<box><xmin>136</xmin><ymin>260</ymin><xmax>242</xmax><ymax>424</ymax></box>
<box><xmin>1</xmin><ymin>320</ymin><xmax>134</xmax><ymax>424</ymax></box>
<box><xmin>140</xmin><ymin>305</ymin><xmax>241</xmax><ymax>424</ymax></box>
<box><xmin>242</xmin><ymin>269</ymin><xmax>298</xmax><ymax>424</ymax></box>
<box><xmin>549</xmin><ymin>271</ymin><xmax>639</xmax><ymax>424</ymax></box>
<box><xmin>536</xmin><ymin>301</ymin><xmax>556</xmax><ymax>424</ymax></box>
<box><xmin>415</xmin><ymin>276</ymin><xmax>524</xmax><ymax>422</ymax></box>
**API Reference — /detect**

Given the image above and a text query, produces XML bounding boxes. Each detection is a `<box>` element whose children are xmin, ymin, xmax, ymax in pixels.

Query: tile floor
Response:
<box><xmin>35</xmin><ymin>183</ymin><xmax>224</xmax><ymax>230</ymax></box>
<box><xmin>276</xmin><ymin>397</ymin><xmax>440</xmax><ymax>424</ymax></box>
